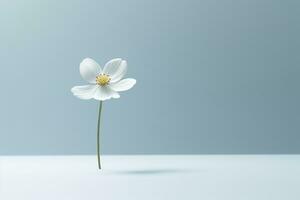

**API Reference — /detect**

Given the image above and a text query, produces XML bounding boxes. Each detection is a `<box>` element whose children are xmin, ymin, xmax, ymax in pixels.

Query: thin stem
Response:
<box><xmin>97</xmin><ymin>101</ymin><xmax>103</xmax><ymax>170</ymax></box>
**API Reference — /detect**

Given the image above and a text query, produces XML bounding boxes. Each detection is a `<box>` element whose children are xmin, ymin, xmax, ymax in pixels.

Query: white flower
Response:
<box><xmin>71</xmin><ymin>58</ymin><xmax>136</xmax><ymax>101</ymax></box>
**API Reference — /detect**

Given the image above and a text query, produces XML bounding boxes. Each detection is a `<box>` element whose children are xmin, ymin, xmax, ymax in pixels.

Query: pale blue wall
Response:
<box><xmin>0</xmin><ymin>0</ymin><xmax>299</xmax><ymax>154</ymax></box>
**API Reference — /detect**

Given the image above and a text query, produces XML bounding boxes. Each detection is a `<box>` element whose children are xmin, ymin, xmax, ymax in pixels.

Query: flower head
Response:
<box><xmin>71</xmin><ymin>58</ymin><xmax>136</xmax><ymax>101</ymax></box>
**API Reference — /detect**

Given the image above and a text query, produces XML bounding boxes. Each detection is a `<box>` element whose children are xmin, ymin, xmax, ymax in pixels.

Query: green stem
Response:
<box><xmin>97</xmin><ymin>101</ymin><xmax>103</xmax><ymax>170</ymax></box>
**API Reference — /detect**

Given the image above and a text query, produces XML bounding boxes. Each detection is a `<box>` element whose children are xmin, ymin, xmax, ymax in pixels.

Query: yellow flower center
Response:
<box><xmin>96</xmin><ymin>74</ymin><xmax>110</xmax><ymax>86</ymax></box>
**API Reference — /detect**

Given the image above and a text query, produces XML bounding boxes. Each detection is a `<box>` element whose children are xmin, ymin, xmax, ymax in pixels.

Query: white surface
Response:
<box><xmin>0</xmin><ymin>155</ymin><xmax>299</xmax><ymax>200</ymax></box>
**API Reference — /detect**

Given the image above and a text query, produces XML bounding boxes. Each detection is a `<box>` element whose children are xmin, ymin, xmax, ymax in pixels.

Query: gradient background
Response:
<box><xmin>0</xmin><ymin>0</ymin><xmax>299</xmax><ymax>155</ymax></box>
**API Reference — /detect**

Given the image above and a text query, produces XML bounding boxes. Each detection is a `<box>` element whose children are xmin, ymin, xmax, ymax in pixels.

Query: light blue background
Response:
<box><xmin>0</xmin><ymin>0</ymin><xmax>299</xmax><ymax>154</ymax></box>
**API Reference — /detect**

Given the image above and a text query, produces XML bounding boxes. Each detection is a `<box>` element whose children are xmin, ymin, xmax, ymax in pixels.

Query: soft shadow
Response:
<box><xmin>108</xmin><ymin>168</ymin><xmax>197</xmax><ymax>175</ymax></box>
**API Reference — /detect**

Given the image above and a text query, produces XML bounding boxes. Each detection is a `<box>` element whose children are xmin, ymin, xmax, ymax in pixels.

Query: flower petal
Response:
<box><xmin>93</xmin><ymin>86</ymin><xmax>119</xmax><ymax>101</ymax></box>
<box><xmin>71</xmin><ymin>85</ymin><xmax>98</xmax><ymax>100</ymax></box>
<box><xmin>109</xmin><ymin>78</ymin><xmax>136</xmax><ymax>92</ymax></box>
<box><xmin>80</xmin><ymin>58</ymin><xmax>102</xmax><ymax>83</ymax></box>
<box><xmin>103</xmin><ymin>59</ymin><xmax>127</xmax><ymax>83</ymax></box>
<box><xmin>112</xmin><ymin>92</ymin><xmax>120</xmax><ymax>99</ymax></box>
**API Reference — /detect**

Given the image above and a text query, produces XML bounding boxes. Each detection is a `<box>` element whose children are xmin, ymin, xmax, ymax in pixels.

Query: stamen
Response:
<box><xmin>96</xmin><ymin>74</ymin><xmax>110</xmax><ymax>86</ymax></box>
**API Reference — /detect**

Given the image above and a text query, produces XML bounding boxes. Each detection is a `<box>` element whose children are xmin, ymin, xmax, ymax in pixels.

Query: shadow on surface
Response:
<box><xmin>108</xmin><ymin>168</ymin><xmax>198</xmax><ymax>175</ymax></box>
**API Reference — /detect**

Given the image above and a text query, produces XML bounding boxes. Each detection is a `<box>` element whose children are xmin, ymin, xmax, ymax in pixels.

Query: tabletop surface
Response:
<box><xmin>0</xmin><ymin>155</ymin><xmax>299</xmax><ymax>200</ymax></box>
